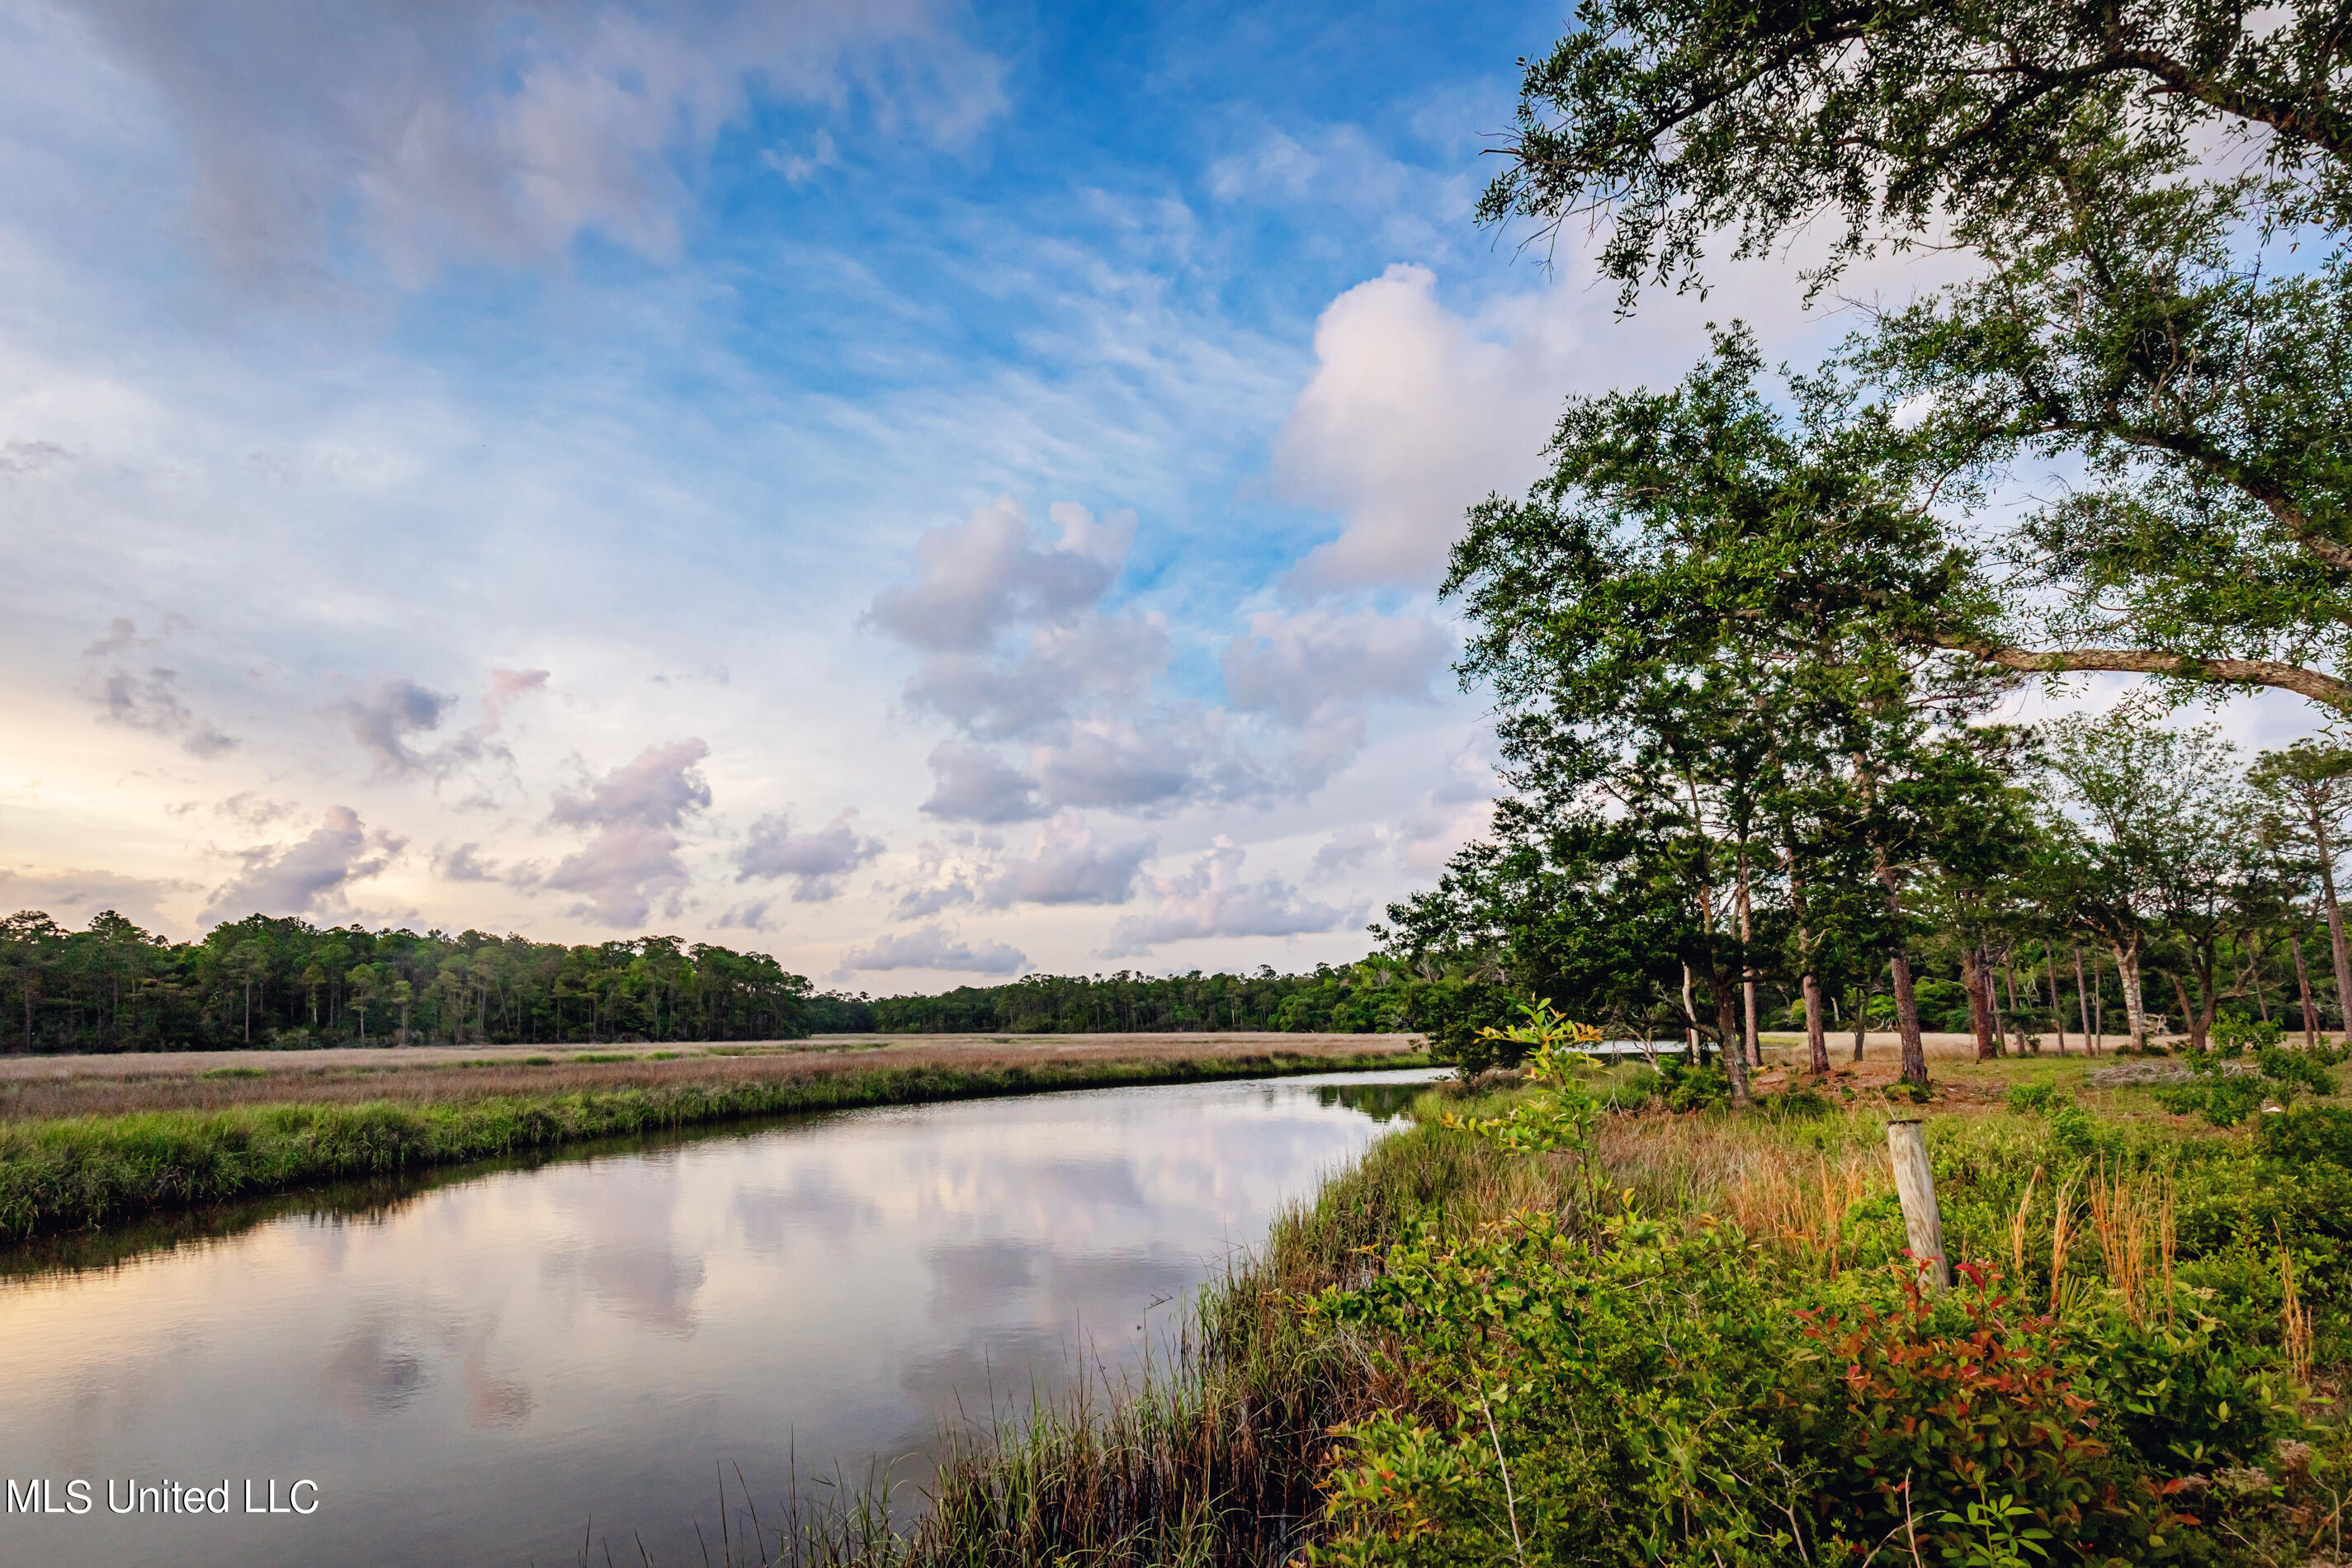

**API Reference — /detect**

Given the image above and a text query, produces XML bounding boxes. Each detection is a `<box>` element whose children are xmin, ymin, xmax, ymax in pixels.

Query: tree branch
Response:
<box><xmin>1948</xmin><ymin>637</ymin><xmax>2352</xmax><ymax>711</ymax></box>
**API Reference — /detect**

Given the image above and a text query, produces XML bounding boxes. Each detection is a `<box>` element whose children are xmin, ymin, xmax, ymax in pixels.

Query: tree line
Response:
<box><xmin>0</xmin><ymin>912</ymin><xmax>821</xmax><ymax>1052</ymax></box>
<box><xmin>866</xmin><ymin>963</ymin><xmax>1495</xmax><ymax>1037</ymax></box>
<box><xmin>0</xmin><ymin>909</ymin><xmax>1498</xmax><ymax>1054</ymax></box>
<box><xmin>1376</xmin><ymin>0</ymin><xmax>2352</xmax><ymax>1100</ymax></box>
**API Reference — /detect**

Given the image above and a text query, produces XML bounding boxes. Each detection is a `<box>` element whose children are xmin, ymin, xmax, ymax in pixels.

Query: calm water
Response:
<box><xmin>0</xmin><ymin>1070</ymin><xmax>1436</xmax><ymax>1568</ymax></box>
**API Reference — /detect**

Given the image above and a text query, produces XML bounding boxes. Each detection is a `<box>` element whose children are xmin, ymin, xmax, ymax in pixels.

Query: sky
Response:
<box><xmin>0</xmin><ymin>0</ymin><xmax>2323</xmax><ymax>989</ymax></box>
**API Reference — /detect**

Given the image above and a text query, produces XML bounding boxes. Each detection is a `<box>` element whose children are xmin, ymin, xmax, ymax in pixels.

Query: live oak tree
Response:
<box><xmin>1485</xmin><ymin>0</ymin><xmax>2352</xmax><ymax>717</ymax></box>
<box><xmin>1424</xmin><ymin>332</ymin><xmax>2027</xmax><ymax>1087</ymax></box>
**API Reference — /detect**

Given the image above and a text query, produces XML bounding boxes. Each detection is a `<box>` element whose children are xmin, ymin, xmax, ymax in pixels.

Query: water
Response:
<box><xmin>0</xmin><ymin>1069</ymin><xmax>1438</xmax><ymax>1567</ymax></box>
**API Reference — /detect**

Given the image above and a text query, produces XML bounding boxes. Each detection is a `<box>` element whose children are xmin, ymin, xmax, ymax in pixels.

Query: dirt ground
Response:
<box><xmin>0</xmin><ymin>1033</ymin><xmax>1428</xmax><ymax>1121</ymax></box>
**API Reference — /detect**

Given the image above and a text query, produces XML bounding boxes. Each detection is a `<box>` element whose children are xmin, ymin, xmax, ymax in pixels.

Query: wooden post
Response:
<box><xmin>1886</xmin><ymin>1119</ymin><xmax>1949</xmax><ymax>1292</ymax></box>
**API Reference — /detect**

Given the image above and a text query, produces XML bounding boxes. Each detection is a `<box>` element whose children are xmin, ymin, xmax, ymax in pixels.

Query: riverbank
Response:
<box><xmin>774</xmin><ymin>1050</ymin><xmax>2352</xmax><ymax>1568</ymax></box>
<box><xmin>0</xmin><ymin>1043</ymin><xmax>1424</xmax><ymax>1239</ymax></box>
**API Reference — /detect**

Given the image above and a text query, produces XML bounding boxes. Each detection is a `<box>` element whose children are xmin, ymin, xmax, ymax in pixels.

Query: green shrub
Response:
<box><xmin>1653</xmin><ymin>1057</ymin><xmax>1728</xmax><ymax>1112</ymax></box>
<box><xmin>2154</xmin><ymin>1075</ymin><xmax>2269</xmax><ymax>1126</ymax></box>
<box><xmin>1309</xmin><ymin>1214</ymin><xmax>2278</xmax><ymax>1567</ymax></box>
<box><xmin>2005</xmin><ymin>1081</ymin><xmax>2067</xmax><ymax>1115</ymax></box>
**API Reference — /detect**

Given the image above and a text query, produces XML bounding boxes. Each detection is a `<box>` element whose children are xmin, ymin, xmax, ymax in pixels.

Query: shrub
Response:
<box><xmin>2154</xmin><ymin>1075</ymin><xmax>2269</xmax><ymax>1126</ymax></box>
<box><xmin>1655</xmin><ymin>1057</ymin><xmax>1729</xmax><ymax>1112</ymax></box>
<box><xmin>2006</xmin><ymin>1081</ymin><xmax>2068</xmax><ymax>1115</ymax></box>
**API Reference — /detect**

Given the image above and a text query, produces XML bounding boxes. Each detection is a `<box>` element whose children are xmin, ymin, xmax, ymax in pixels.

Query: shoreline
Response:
<box><xmin>0</xmin><ymin>1045</ymin><xmax>1428</xmax><ymax>1242</ymax></box>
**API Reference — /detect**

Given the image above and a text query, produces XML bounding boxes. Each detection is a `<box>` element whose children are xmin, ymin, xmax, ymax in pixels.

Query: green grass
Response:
<box><xmin>0</xmin><ymin>1053</ymin><xmax>1426</xmax><ymax>1240</ymax></box>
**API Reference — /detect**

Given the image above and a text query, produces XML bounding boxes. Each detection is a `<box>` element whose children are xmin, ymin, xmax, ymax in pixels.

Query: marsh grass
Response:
<box><xmin>0</xmin><ymin>1052</ymin><xmax>1424</xmax><ymax>1239</ymax></box>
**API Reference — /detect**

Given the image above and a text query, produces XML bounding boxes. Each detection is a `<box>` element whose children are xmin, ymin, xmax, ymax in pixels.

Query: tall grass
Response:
<box><xmin>0</xmin><ymin>1053</ymin><xmax>1418</xmax><ymax>1239</ymax></box>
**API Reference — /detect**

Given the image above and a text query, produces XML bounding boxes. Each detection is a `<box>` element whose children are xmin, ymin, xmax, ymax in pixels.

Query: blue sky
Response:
<box><xmin>2</xmin><ymin>1</ymin><xmax>2306</xmax><ymax>985</ymax></box>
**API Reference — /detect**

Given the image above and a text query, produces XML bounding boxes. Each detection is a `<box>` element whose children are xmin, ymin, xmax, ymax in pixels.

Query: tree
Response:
<box><xmin>2249</xmin><ymin>739</ymin><xmax>2352</xmax><ymax>1037</ymax></box>
<box><xmin>2043</xmin><ymin>703</ymin><xmax>2246</xmax><ymax>1048</ymax></box>
<box><xmin>1483</xmin><ymin>1</ymin><xmax>2352</xmax><ymax>716</ymax></box>
<box><xmin>1431</xmin><ymin>330</ymin><xmax>2027</xmax><ymax>1088</ymax></box>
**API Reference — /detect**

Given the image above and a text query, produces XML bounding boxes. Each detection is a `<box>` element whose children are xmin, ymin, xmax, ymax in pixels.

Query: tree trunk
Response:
<box><xmin>2074</xmin><ymin>944</ymin><xmax>2096</xmax><ymax>1056</ymax></box>
<box><xmin>1889</xmin><ymin>952</ymin><xmax>1928</xmax><ymax>1086</ymax></box>
<box><xmin>1963</xmin><ymin>944</ymin><xmax>1999</xmax><ymax>1060</ymax></box>
<box><xmin>2002</xmin><ymin>956</ymin><xmax>2031</xmax><ymax>1054</ymax></box>
<box><xmin>2043</xmin><ymin>947</ymin><xmax>2066</xmax><ymax>1054</ymax></box>
<box><xmin>2169</xmin><ymin>971</ymin><xmax>2208</xmax><ymax>1052</ymax></box>
<box><xmin>1872</xmin><ymin>847</ymin><xmax>1929</xmax><ymax>1085</ymax></box>
<box><xmin>1736</xmin><ymin>847</ymin><xmax>1760</xmax><ymax>1068</ymax></box>
<box><xmin>2113</xmin><ymin>937</ymin><xmax>2147</xmax><ymax>1051</ymax></box>
<box><xmin>2295</xmin><ymin>928</ymin><xmax>2319</xmax><ymax>1048</ymax></box>
<box><xmin>1852</xmin><ymin>979</ymin><xmax>1870</xmax><ymax>1063</ymax></box>
<box><xmin>1715</xmin><ymin>979</ymin><xmax>1751</xmax><ymax>1106</ymax></box>
<box><xmin>2317</xmin><ymin>808</ymin><xmax>2352</xmax><ymax>1046</ymax></box>
<box><xmin>1802</xmin><ymin>969</ymin><xmax>1829</xmax><ymax>1075</ymax></box>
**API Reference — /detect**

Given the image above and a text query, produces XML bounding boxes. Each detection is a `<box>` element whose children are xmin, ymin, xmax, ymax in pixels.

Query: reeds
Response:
<box><xmin>2282</xmin><ymin>1236</ymin><xmax>2315</xmax><ymax>1387</ymax></box>
<box><xmin>2084</xmin><ymin>1164</ymin><xmax>2175</xmax><ymax>1328</ymax></box>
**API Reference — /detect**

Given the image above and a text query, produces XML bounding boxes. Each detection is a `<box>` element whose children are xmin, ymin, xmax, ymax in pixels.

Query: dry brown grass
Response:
<box><xmin>2085</xmin><ymin>1164</ymin><xmax>2176</xmax><ymax>1328</ymax></box>
<box><xmin>0</xmin><ymin>1036</ymin><xmax>1421</xmax><ymax>1122</ymax></box>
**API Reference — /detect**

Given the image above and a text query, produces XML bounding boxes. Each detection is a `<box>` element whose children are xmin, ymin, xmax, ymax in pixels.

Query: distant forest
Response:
<box><xmin>867</xmin><ymin>966</ymin><xmax>1474</xmax><ymax>1036</ymax></box>
<box><xmin>0</xmin><ymin>909</ymin><xmax>1461</xmax><ymax>1054</ymax></box>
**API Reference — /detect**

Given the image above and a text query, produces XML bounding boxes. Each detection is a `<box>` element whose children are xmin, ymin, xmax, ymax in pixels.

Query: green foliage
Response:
<box><xmin>1655</xmin><ymin>1057</ymin><xmax>1729</xmax><ymax>1112</ymax></box>
<box><xmin>866</xmin><ymin>961</ymin><xmax>1493</xmax><ymax>1043</ymax></box>
<box><xmin>2155</xmin><ymin>1075</ymin><xmax>2271</xmax><ymax>1126</ymax></box>
<box><xmin>2211</xmin><ymin>1015</ymin><xmax>2285</xmax><ymax>1058</ymax></box>
<box><xmin>2005</xmin><ymin>1081</ymin><xmax>2069</xmax><ymax>1115</ymax></box>
<box><xmin>1308</xmin><ymin>1211</ymin><xmax>2284</xmax><ymax>1567</ymax></box>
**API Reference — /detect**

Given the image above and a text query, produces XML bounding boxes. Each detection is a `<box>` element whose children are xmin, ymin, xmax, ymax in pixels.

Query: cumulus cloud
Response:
<box><xmin>544</xmin><ymin>739</ymin><xmax>711</xmax><ymax>927</ymax></box>
<box><xmin>432</xmin><ymin>842</ymin><xmax>501</xmax><ymax>882</ymax></box>
<box><xmin>201</xmin><ymin>805</ymin><xmax>399</xmax><ymax>923</ymax></box>
<box><xmin>871</xmin><ymin>498</ymin><xmax>1164</xmax><ymax>746</ymax></box>
<box><xmin>977</xmin><ymin>813</ymin><xmax>1153</xmax><ymax>909</ymax></box>
<box><xmin>0</xmin><ymin>867</ymin><xmax>196</xmax><ymax>935</ymax></box>
<box><xmin>1222</xmin><ymin>607</ymin><xmax>1453</xmax><ymax>781</ymax></box>
<box><xmin>1273</xmin><ymin>265</ymin><xmax>1568</xmax><ymax>593</ymax></box>
<box><xmin>80</xmin><ymin>616</ymin><xmax>237</xmax><ymax>758</ymax></box>
<box><xmin>340</xmin><ymin>668</ymin><xmax>549</xmax><ymax>778</ymax></box>
<box><xmin>838</xmin><ymin>924</ymin><xmax>1027</xmax><ymax>976</ymax></box>
<box><xmin>64</xmin><ymin>0</ymin><xmax>1007</xmax><ymax>286</ymax></box>
<box><xmin>340</xmin><ymin>678</ymin><xmax>458</xmax><ymax>776</ymax></box>
<box><xmin>733</xmin><ymin>808</ymin><xmax>884</xmax><ymax>901</ymax></box>
<box><xmin>1106</xmin><ymin>840</ymin><xmax>1348</xmax><ymax>954</ymax></box>
<box><xmin>920</xmin><ymin>741</ymin><xmax>1046</xmax><ymax>824</ymax></box>
<box><xmin>1306</xmin><ymin>753</ymin><xmax>1498</xmax><ymax>880</ymax></box>
<box><xmin>871</xmin><ymin>497</ymin><xmax>1132</xmax><ymax>654</ymax></box>
<box><xmin>876</xmin><ymin>499</ymin><xmax>1448</xmax><ymax>819</ymax></box>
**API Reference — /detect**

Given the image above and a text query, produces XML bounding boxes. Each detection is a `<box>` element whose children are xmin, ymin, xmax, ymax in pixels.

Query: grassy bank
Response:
<box><xmin>0</xmin><ymin>1051</ymin><xmax>1424</xmax><ymax>1240</ymax></box>
<box><xmin>711</xmin><ymin>1051</ymin><xmax>2352</xmax><ymax>1568</ymax></box>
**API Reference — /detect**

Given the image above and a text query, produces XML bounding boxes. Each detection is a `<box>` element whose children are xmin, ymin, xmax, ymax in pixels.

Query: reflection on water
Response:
<box><xmin>0</xmin><ymin>1069</ymin><xmax>1438</xmax><ymax>1568</ymax></box>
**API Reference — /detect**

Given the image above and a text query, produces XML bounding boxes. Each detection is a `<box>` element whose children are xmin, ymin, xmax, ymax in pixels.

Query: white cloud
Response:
<box><xmin>1106</xmin><ymin>838</ymin><xmax>1348</xmax><ymax>954</ymax></box>
<box><xmin>201</xmin><ymin>804</ymin><xmax>398</xmax><ymax>923</ymax></box>
<box><xmin>543</xmin><ymin>739</ymin><xmax>711</xmax><ymax>926</ymax></box>
<box><xmin>977</xmin><ymin>812</ymin><xmax>1154</xmax><ymax>908</ymax></box>
<box><xmin>1273</xmin><ymin>264</ymin><xmax>1568</xmax><ymax>593</ymax></box>
<box><xmin>1222</xmin><ymin>606</ymin><xmax>1452</xmax><ymax>780</ymax></box>
<box><xmin>838</xmin><ymin>923</ymin><xmax>1027</xmax><ymax>976</ymax></box>
<box><xmin>920</xmin><ymin>741</ymin><xmax>1046</xmax><ymax>824</ymax></box>
<box><xmin>733</xmin><ymin>807</ymin><xmax>884</xmax><ymax>901</ymax></box>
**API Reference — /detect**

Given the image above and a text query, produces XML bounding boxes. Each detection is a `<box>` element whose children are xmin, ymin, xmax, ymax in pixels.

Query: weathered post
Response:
<box><xmin>1886</xmin><ymin>1118</ymin><xmax>1949</xmax><ymax>1292</ymax></box>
